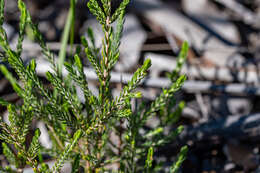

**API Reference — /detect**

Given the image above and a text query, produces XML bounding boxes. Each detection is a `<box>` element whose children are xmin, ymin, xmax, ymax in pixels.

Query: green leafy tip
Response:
<box><xmin>170</xmin><ymin>145</ymin><xmax>188</xmax><ymax>173</ymax></box>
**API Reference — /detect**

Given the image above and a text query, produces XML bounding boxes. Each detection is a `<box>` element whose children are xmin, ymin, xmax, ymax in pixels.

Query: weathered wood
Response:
<box><xmin>213</xmin><ymin>0</ymin><xmax>260</xmax><ymax>27</ymax></box>
<box><xmin>146</xmin><ymin>53</ymin><xmax>260</xmax><ymax>84</ymax></box>
<box><xmin>182</xmin><ymin>0</ymin><xmax>240</xmax><ymax>45</ymax></box>
<box><xmin>132</xmin><ymin>0</ymin><xmax>240</xmax><ymax>67</ymax></box>
<box><xmin>180</xmin><ymin>113</ymin><xmax>260</xmax><ymax>143</ymax></box>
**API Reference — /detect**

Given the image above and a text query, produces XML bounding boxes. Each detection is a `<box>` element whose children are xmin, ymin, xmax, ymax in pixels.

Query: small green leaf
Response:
<box><xmin>144</xmin><ymin>127</ymin><xmax>163</xmax><ymax>139</ymax></box>
<box><xmin>128</xmin><ymin>91</ymin><xmax>142</xmax><ymax>99</ymax></box>
<box><xmin>0</xmin><ymin>65</ymin><xmax>23</xmax><ymax>97</ymax></box>
<box><xmin>81</xmin><ymin>36</ymin><xmax>89</xmax><ymax>48</ymax></box>
<box><xmin>45</xmin><ymin>71</ymin><xmax>54</xmax><ymax>82</ymax></box>
<box><xmin>117</xmin><ymin>108</ymin><xmax>132</xmax><ymax>118</ymax></box>
<box><xmin>117</xmin><ymin>58</ymin><xmax>151</xmax><ymax>109</ymax></box>
<box><xmin>0</xmin><ymin>0</ymin><xmax>5</xmax><ymax>26</ymax></box>
<box><xmin>27</xmin><ymin>59</ymin><xmax>36</xmax><ymax>73</ymax></box>
<box><xmin>143</xmin><ymin>59</ymin><xmax>152</xmax><ymax>70</ymax></box>
<box><xmin>109</xmin><ymin>10</ymin><xmax>125</xmax><ymax>69</ymax></box>
<box><xmin>85</xmin><ymin>47</ymin><xmax>102</xmax><ymax>78</ymax></box>
<box><xmin>170</xmin><ymin>41</ymin><xmax>189</xmax><ymax>82</ymax></box>
<box><xmin>74</xmin><ymin>54</ymin><xmax>83</xmax><ymax>71</ymax></box>
<box><xmin>87</xmin><ymin>27</ymin><xmax>95</xmax><ymax>47</ymax></box>
<box><xmin>2</xmin><ymin>143</ymin><xmax>19</xmax><ymax>167</ymax></box>
<box><xmin>28</xmin><ymin>128</ymin><xmax>41</xmax><ymax>159</ymax></box>
<box><xmin>166</xmin><ymin>101</ymin><xmax>185</xmax><ymax>125</ymax></box>
<box><xmin>0</xmin><ymin>97</ymin><xmax>10</xmax><ymax>106</ymax></box>
<box><xmin>52</xmin><ymin>130</ymin><xmax>82</xmax><ymax>173</ymax></box>
<box><xmin>111</xmin><ymin>0</ymin><xmax>130</xmax><ymax>23</ymax></box>
<box><xmin>17</xmin><ymin>0</ymin><xmax>28</xmax><ymax>56</ymax></box>
<box><xmin>145</xmin><ymin>147</ymin><xmax>154</xmax><ymax>170</ymax></box>
<box><xmin>71</xmin><ymin>154</ymin><xmax>80</xmax><ymax>173</ymax></box>
<box><xmin>87</xmin><ymin>0</ymin><xmax>106</xmax><ymax>25</ymax></box>
<box><xmin>101</xmin><ymin>0</ymin><xmax>110</xmax><ymax>16</ymax></box>
<box><xmin>7</xmin><ymin>104</ymin><xmax>19</xmax><ymax>131</ymax></box>
<box><xmin>170</xmin><ymin>146</ymin><xmax>188</xmax><ymax>173</ymax></box>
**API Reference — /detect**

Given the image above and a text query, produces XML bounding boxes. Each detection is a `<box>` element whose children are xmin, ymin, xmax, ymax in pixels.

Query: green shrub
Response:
<box><xmin>0</xmin><ymin>0</ymin><xmax>188</xmax><ymax>172</ymax></box>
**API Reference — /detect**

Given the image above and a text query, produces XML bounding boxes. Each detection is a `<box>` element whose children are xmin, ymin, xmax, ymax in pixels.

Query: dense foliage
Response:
<box><xmin>0</xmin><ymin>0</ymin><xmax>188</xmax><ymax>172</ymax></box>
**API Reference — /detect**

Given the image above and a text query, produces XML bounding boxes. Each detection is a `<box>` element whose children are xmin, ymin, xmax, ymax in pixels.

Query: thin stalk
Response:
<box><xmin>47</xmin><ymin>125</ymin><xmax>64</xmax><ymax>150</ymax></box>
<box><xmin>100</xmin><ymin>2</ymin><xmax>112</xmax><ymax>105</ymax></box>
<box><xmin>58</xmin><ymin>0</ymin><xmax>77</xmax><ymax>76</ymax></box>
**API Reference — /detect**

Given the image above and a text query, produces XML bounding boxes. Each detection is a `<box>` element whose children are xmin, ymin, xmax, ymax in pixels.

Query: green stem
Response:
<box><xmin>58</xmin><ymin>0</ymin><xmax>77</xmax><ymax>76</ymax></box>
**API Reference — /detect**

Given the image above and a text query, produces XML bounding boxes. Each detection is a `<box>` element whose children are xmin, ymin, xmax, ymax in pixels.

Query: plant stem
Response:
<box><xmin>100</xmin><ymin>2</ymin><xmax>112</xmax><ymax>105</ymax></box>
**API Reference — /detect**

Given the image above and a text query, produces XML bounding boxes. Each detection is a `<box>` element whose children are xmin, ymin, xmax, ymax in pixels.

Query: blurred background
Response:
<box><xmin>2</xmin><ymin>0</ymin><xmax>260</xmax><ymax>172</ymax></box>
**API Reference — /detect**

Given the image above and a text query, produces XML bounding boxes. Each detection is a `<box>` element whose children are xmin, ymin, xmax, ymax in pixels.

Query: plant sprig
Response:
<box><xmin>0</xmin><ymin>0</ymin><xmax>189</xmax><ymax>172</ymax></box>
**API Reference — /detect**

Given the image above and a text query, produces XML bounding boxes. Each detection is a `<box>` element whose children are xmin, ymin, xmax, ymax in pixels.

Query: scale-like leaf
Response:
<box><xmin>2</xmin><ymin>143</ymin><xmax>18</xmax><ymax>167</ymax></box>
<box><xmin>145</xmin><ymin>147</ymin><xmax>154</xmax><ymax>170</ymax></box>
<box><xmin>28</xmin><ymin>129</ymin><xmax>41</xmax><ymax>159</ymax></box>
<box><xmin>170</xmin><ymin>146</ymin><xmax>188</xmax><ymax>173</ymax></box>
<box><xmin>52</xmin><ymin>130</ymin><xmax>82</xmax><ymax>173</ymax></box>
